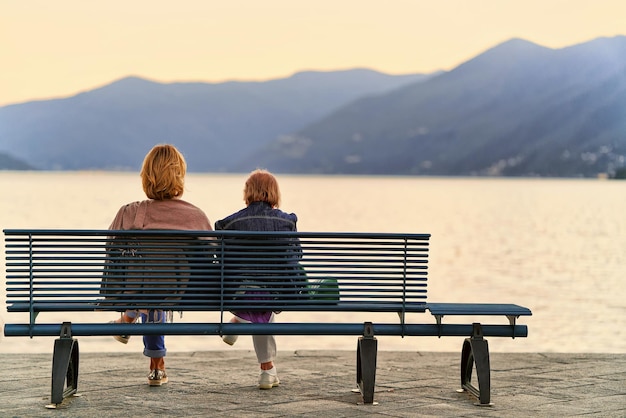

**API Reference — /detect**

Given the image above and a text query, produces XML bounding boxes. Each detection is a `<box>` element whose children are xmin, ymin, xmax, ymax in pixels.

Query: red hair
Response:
<box><xmin>243</xmin><ymin>169</ymin><xmax>281</xmax><ymax>207</ymax></box>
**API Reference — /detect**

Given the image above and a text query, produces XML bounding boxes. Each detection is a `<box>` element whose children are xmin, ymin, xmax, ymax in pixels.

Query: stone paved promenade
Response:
<box><xmin>1</xmin><ymin>350</ymin><xmax>624</xmax><ymax>417</ymax></box>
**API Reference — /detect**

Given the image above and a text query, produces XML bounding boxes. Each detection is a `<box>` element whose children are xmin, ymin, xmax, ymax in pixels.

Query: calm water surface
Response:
<box><xmin>1</xmin><ymin>171</ymin><xmax>624</xmax><ymax>354</ymax></box>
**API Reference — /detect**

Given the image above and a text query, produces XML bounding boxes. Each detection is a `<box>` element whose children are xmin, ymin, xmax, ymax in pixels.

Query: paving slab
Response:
<box><xmin>0</xmin><ymin>351</ymin><xmax>624</xmax><ymax>417</ymax></box>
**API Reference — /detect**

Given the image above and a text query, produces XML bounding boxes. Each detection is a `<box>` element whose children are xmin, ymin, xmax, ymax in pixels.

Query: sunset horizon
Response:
<box><xmin>2</xmin><ymin>0</ymin><xmax>625</xmax><ymax>106</ymax></box>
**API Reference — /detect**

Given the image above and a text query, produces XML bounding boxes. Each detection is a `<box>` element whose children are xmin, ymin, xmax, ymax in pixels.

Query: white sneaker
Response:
<box><xmin>222</xmin><ymin>334</ymin><xmax>238</xmax><ymax>346</ymax></box>
<box><xmin>258</xmin><ymin>369</ymin><xmax>280</xmax><ymax>389</ymax></box>
<box><xmin>222</xmin><ymin>316</ymin><xmax>246</xmax><ymax>346</ymax></box>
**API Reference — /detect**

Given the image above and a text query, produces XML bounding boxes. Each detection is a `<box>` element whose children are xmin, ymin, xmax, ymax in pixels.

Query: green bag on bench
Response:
<box><xmin>307</xmin><ymin>277</ymin><xmax>340</xmax><ymax>302</ymax></box>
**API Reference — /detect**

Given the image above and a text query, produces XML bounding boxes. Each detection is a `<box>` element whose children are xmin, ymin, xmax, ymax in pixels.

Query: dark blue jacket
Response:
<box><xmin>215</xmin><ymin>202</ymin><xmax>302</xmax><ymax>275</ymax></box>
<box><xmin>214</xmin><ymin>201</ymin><xmax>298</xmax><ymax>232</ymax></box>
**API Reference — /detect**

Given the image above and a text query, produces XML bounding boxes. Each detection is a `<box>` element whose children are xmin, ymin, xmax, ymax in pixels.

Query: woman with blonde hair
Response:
<box><xmin>108</xmin><ymin>144</ymin><xmax>212</xmax><ymax>386</ymax></box>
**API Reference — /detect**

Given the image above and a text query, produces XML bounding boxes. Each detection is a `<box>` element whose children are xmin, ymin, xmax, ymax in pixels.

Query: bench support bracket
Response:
<box><xmin>49</xmin><ymin>322</ymin><xmax>80</xmax><ymax>406</ymax></box>
<box><xmin>356</xmin><ymin>322</ymin><xmax>378</xmax><ymax>404</ymax></box>
<box><xmin>460</xmin><ymin>323</ymin><xmax>493</xmax><ymax>406</ymax></box>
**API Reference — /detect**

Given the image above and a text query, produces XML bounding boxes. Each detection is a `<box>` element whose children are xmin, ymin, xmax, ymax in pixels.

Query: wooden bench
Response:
<box><xmin>3</xmin><ymin>229</ymin><xmax>531</xmax><ymax>407</ymax></box>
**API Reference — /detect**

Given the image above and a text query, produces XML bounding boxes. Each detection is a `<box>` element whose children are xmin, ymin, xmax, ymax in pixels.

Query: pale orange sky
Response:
<box><xmin>1</xmin><ymin>0</ymin><xmax>625</xmax><ymax>106</ymax></box>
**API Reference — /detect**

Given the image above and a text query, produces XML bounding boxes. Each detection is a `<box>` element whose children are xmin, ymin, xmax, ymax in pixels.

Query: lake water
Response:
<box><xmin>1</xmin><ymin>171</ymin><xmax>624</xmax><ymax>354</ymax></box>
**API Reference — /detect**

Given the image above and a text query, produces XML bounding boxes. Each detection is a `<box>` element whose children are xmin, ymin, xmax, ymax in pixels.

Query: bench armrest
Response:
<box><xmin>427</xmin><ymin>302</ymin><xmax>532</xmax><ymax>330</ymax></box>
<box><xmin>426</xmin><ymin>303</ymin><xmax>532</xmax><ymax>317</ymax></box>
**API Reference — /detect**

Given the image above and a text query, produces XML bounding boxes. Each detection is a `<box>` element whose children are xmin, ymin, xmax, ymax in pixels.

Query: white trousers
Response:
<box><xmin>235</xmin><ymin>312</ymin><xmax>277</xmax><ymax>364</ymax></box>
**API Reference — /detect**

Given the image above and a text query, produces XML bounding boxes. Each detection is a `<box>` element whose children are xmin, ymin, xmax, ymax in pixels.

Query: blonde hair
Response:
<box><xmin>140</xmin><ymin>144</ymin><xmax>186</xmax><ymax>200</ymax></box>
<box><xmin>244</xmin><ymin>169</ymin><xmax>281</xmax><ymax>207</ymax></box>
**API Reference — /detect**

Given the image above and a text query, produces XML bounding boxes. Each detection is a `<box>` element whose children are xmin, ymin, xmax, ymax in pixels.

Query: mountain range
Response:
<box><xmin>0</xmin><ymin>70</ymin><xmax>430</xmax><ymax>172</ymax></box>
<box><xmin>1</xmin><ymin>35</ymin><xmax>625</xmax><ymax>177</ymax></box>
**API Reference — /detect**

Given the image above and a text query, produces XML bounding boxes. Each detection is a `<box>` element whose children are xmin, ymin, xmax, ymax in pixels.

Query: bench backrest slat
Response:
<box><xmin>5</xmin><ymin>230</ymin><xmax>430</xmax><ymax>316</ymax></box>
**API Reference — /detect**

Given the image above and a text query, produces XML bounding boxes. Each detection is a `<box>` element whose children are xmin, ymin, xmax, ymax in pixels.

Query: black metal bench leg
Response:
<box><xmin>50</xmin><ymin>322</ymin><xmax>79</xmax><ymax>406</ymax></box>
<box><xmin>356</xmin><ymin>322</ymin><xmax>377</xmax><ymax>404</ymax></box>
<box><xmin>460</xmin><ymin>323</ymin><xmax>492</xmax><ymax>406</ymax></box>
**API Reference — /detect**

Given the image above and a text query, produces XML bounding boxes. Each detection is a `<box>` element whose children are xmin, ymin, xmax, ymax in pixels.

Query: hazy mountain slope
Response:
<box><xmin>0</xmin><ymin>152</ymin><xmax>33</xmax><ymax>170</ymax></box>
<box><xmin>0</xmin><ymin>69</ymin><xmax>430</xmax><ymax>171</ymax></box>
<box><xmin>247</xmin><ymin>36</ymin><xmax>626</xmax><ymax>177</ymax></box>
